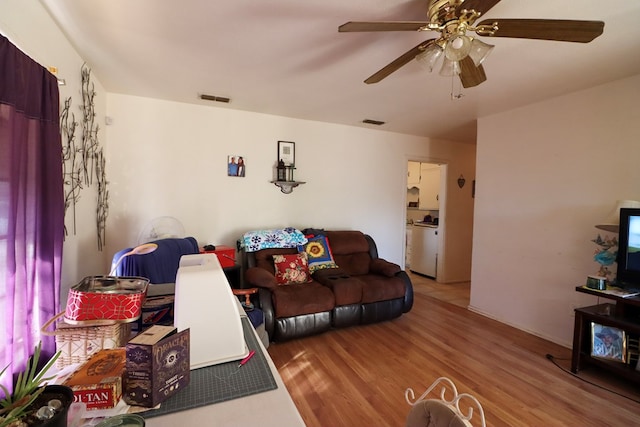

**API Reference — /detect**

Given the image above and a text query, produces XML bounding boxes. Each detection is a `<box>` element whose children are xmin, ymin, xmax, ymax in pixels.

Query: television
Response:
<box><xmin>615</xmin><ymin>208</ymin><xmax>640</xmax><ymax>289</ymax></box>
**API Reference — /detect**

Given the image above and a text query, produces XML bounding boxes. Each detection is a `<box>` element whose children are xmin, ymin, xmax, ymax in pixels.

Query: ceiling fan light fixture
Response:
<box><xmin>444</xmin><ymin>35</ymin><xmax>472</xmax><ymax>62</ymax></box>
<box><xmin>415</xmin><ymin>43</ymin><xmax>443</xmax><ymax>73</ymax></box>
<box><xmin>468</xmin><ymin>38</ymin><xmax>494</xmax><ymax>66</ymax></box>
<box><xmin>439</xmin><ymin>57</ymin><xmax>461</xmax><ymax>77</ymax></box>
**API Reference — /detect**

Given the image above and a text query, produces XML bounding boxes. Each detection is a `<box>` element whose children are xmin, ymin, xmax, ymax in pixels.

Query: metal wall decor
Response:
<box><xmin>95</xmin><ymin>148</ymin><xmax>109</xmax><ymax>251</ymax></box>
<box><xmin>81</xmin><ymin>64</ymin><xmax>109</xmax><ymax>250</ymax></box>
<box><xmin>61</xmin><ymin>96</ymin><xmax>81</xmax><ymax>236</ymax></box>
<box><xmin>60</xmin><ymin>64</ymin><xmax>109</xmax><ymax>250</ymax></box>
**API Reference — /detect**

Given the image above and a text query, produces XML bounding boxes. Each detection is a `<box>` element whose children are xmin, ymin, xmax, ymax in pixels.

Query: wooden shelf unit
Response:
<box><xmin>572</xmin><ymin>286</ymin><xmax>640</xmax><ymax>383</ymax></box>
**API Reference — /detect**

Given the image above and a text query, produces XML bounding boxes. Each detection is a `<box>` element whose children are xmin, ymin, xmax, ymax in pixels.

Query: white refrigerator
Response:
<box><xmin>410</xmin><ymin>224</ymin><xmax>438</xmax><ymax>278</ymax></box>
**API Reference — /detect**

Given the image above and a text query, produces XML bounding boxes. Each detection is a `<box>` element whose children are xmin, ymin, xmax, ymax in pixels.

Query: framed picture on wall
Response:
<box><xmin>227</xmin><ymin>155</ymin><xmax>245</xmax><ymax>177</ymax></box>
<box><xmin>278</xmin><ymin>141</ymin><xmax>295</xmax><ymax>166</ymax></box>
<box><xmin>591</xmin><ymin>322</ymin><xmax>626</xmax><ymax>362</ymax></box>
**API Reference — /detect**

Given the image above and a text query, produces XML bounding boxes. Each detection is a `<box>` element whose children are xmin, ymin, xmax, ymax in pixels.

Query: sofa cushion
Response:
<box><xmin>359</xmin><ymin>273</ymin><xmax>407</xmax><ymax>304</ymax></box>
<box><xmin>273</xmin><ymin>253</ymin><xmax>311</xmax><ymax>285</ymax></box>
<box><xmin>324</xmin><ymin>231</ymin><xmax>371</xmax><ymax>275</ymax></box>
<box><xmin>324</xmin><ymin>231</ymin><xmax>369</xmax><ymax>254</ymax></box>
<box><xmin>250</xmin><ymin>247</ymin><xmax>299</xmax><ymax>274</ymax></box>
<box><xmin>312</xmin><ymin>268</ymin><xmax>364</xmax><ymax>306</ymax></box>
<box><xmin>271</xmin><ymin>282</ymin><xmax>335</xmax><ymax>318</ymax></box>
<box><xmin>332</xmin><ymin>252</ymin><xmax>371</xmax><ymax>276</ymax></box>
<box><xmin>300</xmin><ymin>235</ymin><xmax>339</xmax><ymax>273</ymax></box>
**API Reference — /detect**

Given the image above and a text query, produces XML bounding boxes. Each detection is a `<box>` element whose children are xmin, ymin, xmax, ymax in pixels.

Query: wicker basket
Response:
<box><xmin>42</xmin><ymin>312</ymin><xmax>132</xmax><ymax>368</ymax></box>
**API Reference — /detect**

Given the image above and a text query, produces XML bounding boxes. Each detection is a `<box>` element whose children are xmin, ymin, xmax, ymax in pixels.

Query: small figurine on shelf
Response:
<box><xmin>592</xmin><ymin>234</ymin><xmax>618</xmax><ymax>284</ymax></box>
<box><xmin>277</xmin><ymin>160</ymin><xmax>286</xmax><ymax>182</ymax></box>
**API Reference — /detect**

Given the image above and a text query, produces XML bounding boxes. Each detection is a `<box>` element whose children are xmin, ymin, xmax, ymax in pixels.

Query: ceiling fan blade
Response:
<box><xmin>458</xmin><ymin>56</ymin><xmax>487</xmax><ymax>88</ymax></box>
<box><xmin>364</xmin><ymin>40</ymin><xmax>435</xmax><ymax>84</ymax></box>
<box><xmin>339</xmin><ymin>21</ymin><xmax>428</xmax><ymax>32</ymax></box>
<box><xmin>455</xmin><ymin>0</ymin><xmax>503</xmax><ymax>21</ymax></box>
<box><xmin>476</xmin><ymin>19</ymin><xmax>604</xmax><ymax>43</ymax></box>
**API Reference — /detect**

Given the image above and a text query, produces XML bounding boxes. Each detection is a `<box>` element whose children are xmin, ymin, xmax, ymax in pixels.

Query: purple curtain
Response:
<box><xmin>0</xmin><ymin>34</ymin><xmax>64</xmax><ymax>395</ymax></box>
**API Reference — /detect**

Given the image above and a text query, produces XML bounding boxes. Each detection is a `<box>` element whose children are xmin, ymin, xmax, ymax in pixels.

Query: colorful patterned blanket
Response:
<box><xmin>242</xmin><ymin>228</ymin><xmax>307</xmax><ymax>252</ymax></box>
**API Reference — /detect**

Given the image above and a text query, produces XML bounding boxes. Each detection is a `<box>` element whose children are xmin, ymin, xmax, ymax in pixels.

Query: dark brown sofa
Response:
<box><xmin>243</xmin><ymin>230</ymin><xmax>413</xmax><ymax>341</ymax></box>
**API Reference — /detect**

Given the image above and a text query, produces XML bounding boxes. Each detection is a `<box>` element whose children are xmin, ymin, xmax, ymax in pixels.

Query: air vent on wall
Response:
<box><xmin>199</xmin><ymin>94</ymin><xmax>231</xmax><ymax>103</ymax></box>
<box><xmin>362</xmin><ymin>119</ymin><xmax>385</xmax><ymax>126</ymax></box>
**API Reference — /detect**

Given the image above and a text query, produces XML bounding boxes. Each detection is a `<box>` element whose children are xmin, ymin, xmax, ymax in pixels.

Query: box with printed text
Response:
<box><xmin>123</xmin><ymin>325</ymin><xmax>190</xmax><ymax>407</ymax></box>
<box><xmin>63</xmin><ymin>348</ymin><xmax>126</xmax><ymax>410</ymax></box>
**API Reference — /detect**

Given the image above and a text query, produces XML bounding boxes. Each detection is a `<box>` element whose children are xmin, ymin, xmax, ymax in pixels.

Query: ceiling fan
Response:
<box><xmin>339</xmin><ymin>0</ymin><xmax>604</xmax><ymax>88</ymax></box>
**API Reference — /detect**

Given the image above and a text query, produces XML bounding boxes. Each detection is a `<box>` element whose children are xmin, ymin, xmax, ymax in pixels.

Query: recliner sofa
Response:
<box><xmin>243</xmin><ymin>229</ymin><xmax>413</xmax><ymax>341</ymax></box>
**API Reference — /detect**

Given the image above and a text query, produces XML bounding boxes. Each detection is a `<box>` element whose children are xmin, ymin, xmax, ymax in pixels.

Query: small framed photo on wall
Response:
<box><xmin>228</xmin><ymin>155</ymin><xmax>246</xmax><ymax>177</ymax></box>
<box><xmin>278</xmin><ymin>141</ymin><xmax>295</xmax><ymax>166</ymax></box>
<box><xmin>591</xmin><ymin>322</ymin><xmax>626</xmax><ymax>362</ymax></box>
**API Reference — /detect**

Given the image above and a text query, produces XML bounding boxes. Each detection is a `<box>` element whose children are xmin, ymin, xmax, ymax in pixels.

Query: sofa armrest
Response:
<box><xmin>369</xmin><ymin>258</ymin><xmax>401</xmax><ymax>277</ymax></box>
<box><xmin>397</xmin><ymin>270</ymin><xmax>414</xmax><ymax>313</ymax></box>
<box><xmin>245</xmin><ymin>267</ymin><xmax>278</xmax><ymax>289</ymax></box>
<box><xmin>258</xmin><ymin>288</ymin><xmax>274</xmax><ymax>340</ymax></box>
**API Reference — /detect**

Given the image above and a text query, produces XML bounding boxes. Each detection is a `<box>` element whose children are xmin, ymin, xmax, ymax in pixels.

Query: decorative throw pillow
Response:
<box><xmin>299</xmin><ymin>235</ymin><xmax>339</xmax><ymax>274</ymax></box>
<box><xmin>273</xmin><ymin>252</ymin><xmax>311</xmax><ymax>285</ymax></box>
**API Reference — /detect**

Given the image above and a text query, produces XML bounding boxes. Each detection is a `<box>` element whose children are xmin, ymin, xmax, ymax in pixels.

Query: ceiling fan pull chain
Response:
<box><xmin>450</xmin><ymin>75</ymin><xmax>463</xmax><ymax>100</ymax></box>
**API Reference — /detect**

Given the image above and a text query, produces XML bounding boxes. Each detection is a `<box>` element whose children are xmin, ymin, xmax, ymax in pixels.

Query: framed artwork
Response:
<box><xmin>591</xmin><ymin>322</ymin><xmax>626</xmax><ymax>362</ymax></box>
<box><xmin>227</xmin><ymin>155</ymin><xmax>246</xmax><ymax>177</ymax></box>
<box><xmin>278</xmin><ymin>141</ymin><xmax>295</xmax><ymax>166</ymax></box>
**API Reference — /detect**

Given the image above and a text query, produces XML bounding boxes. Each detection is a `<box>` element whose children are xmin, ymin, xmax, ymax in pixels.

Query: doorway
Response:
<box><xmin>405</xmin><ymin>161</ymin><xmax>444</xmax><ymax>278</ymax></box>
<box><xmin>404</xmin><ymin>160</ymin><xmax>472</xmax><ymax>307</ymax></box>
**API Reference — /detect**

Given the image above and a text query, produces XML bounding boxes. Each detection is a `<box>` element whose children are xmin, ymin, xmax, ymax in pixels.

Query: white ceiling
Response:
<box><xmin>42</xmin><ymin>0</ymin><xmax>640</xmax><ymax>143</ymax></box>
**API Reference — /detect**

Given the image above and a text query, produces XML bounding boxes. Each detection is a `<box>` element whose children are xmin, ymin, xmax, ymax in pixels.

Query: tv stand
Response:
<box><xmin>572</xmin><ymin>286</ymin><xmax>640</xmax><ymax>383</ymax></box>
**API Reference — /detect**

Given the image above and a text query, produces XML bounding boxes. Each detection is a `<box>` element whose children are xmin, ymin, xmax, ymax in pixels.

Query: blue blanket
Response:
<box><xmin>112</xmin><ymin>237</ymin><xmax>199</xmax><ymax>284</ymax></box>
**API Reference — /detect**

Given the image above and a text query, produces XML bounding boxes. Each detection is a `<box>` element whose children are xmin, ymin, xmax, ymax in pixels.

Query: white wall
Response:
<box><xmin>104</xmin><ymin>94</ymin><xmax>476</xmax><ymax>285</ymax></box>
<box><xmin>1</xmin><ymin>1</ymin><xmax>475</xmax><ymax>313</ymax></box>
<box><xmin>471</xmin><ymin>74</ymin><xmax>640</xmax><ymax>347</ymax></box>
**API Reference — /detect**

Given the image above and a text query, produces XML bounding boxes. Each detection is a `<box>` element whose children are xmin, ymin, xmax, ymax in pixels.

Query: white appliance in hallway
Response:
<box><xmin>410</xmin><ymin>223</ymin><xmax>438</xmax><ymax>278</ymax></box>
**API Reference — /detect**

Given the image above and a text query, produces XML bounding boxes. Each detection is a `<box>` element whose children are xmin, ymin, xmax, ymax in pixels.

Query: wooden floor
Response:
<box><xmin>267</xmin><ymin>276</ymin><xmax>640</xmax><ymax>427</ymax></box>
<box><xmin>406</xmin><ymin>271</ymin><xmax>470</xmax><ymax>308</ymax></box>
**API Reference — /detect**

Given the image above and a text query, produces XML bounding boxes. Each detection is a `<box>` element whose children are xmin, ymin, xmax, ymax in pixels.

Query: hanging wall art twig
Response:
<box><xmin>95</xmin><ymin>148</ymin><xmax>109</xmax><ymax>251</ymax></box>
<box><xmin>80</xmin><ymin>63</ymin><xmax>109</xmax><ymax>251</ymax></box>
<box><xmin>81</xmin><ymin>63</ymin><xmax>100</xmax><ymax>186</ymax></box>
<box><xmin>61</xmin><ymin>96</ymin><xmax>82</xmax><ymax>237</ymax></box>
<box><xmin>60</xmin><ymin>64</ymin><xmax>109</xmax><ymax>251</ymax></box>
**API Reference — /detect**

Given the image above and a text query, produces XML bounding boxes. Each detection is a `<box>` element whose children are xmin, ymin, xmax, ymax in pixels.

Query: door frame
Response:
<box><xmin>403</xmin><ymin>157</ymin><xmax>448</xmax><ymax>281</ymax></box>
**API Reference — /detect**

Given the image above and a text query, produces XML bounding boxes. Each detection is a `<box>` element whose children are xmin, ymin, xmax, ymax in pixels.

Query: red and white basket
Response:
<box><xmin>64</xmin><ymin>276</ymin><xmax>149</xmax><ymax>325</ymax></box>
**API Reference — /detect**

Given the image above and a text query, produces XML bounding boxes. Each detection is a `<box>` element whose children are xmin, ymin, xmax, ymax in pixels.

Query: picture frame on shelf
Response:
<box><xmin>591</xmin><ymin>322</ymin><xmax>627</xmax><ymax>362</ymax></box>
<box><xmin>277</xmin><ymin>141</ymin><xmax>295</xmax><ymax>166</ymax></box>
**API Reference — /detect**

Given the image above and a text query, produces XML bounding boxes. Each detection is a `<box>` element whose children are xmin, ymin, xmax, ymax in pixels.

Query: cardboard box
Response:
<box><xmin>202</xmin><ymin>245</ymin><xmax>236</xmax><ymax>268</ymax></box>
<box><xmin>63</xmin><ymin>348</ymin><xmax>126</xmax><ymax>410</ymax></box>
<box><xmin>124</xmin><ymin>325</ymin><xmax>190</xmax><ymax>407</ymax></box>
